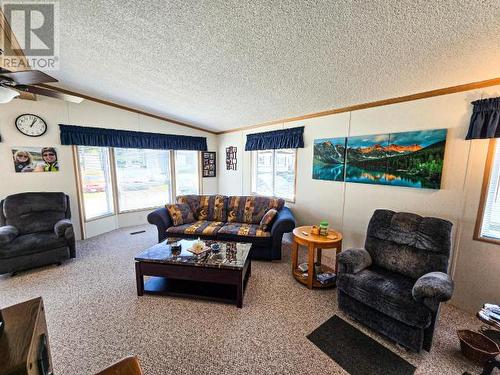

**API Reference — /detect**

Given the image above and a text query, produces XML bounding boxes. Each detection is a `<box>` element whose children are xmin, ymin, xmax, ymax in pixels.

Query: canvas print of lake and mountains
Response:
<box><xmin>312</xmin><ymin>137</ymin><xmax>347</xmax><ymax>181</ymax></box>
<box><xmin>312</xmin><ymin>128</ymin><xmax>447</xmax><ymax>189</ymax></box>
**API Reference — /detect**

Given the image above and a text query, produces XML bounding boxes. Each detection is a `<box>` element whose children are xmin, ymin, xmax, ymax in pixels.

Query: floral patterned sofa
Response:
<box><xmin>147</xmin><ymin>195</ymin><xmax>296</xmax><ymax>260</ymax></box>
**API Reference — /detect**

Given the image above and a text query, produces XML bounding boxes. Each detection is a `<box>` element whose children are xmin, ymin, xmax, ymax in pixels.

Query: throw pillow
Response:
<box><xmin>165</xmin><ymin>203</ymin><xmax>195</xmax><ymax>226</ymax></box>
<box><xmin>260</xmin><ymin>208</ymin><xmax>278</xmax><ymax>231</ymax></box>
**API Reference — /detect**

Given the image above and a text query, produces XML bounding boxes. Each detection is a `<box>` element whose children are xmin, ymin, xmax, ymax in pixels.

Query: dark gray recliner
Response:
<box><xmin>0</xmin><ymin>192</ymin><xmax>75</xmax><ymax>275</ymax></box>
<box><xmin>337</xmin><ymin>209</ymin><xmax>454</xmax><ymax>352</ymax></box>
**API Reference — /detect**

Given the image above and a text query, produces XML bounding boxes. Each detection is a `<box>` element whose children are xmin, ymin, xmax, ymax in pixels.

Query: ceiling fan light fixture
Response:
<box><xmin>0</xmin><ymin>86</ymin><xmax>20</xmax><ymax>103</ymax></box>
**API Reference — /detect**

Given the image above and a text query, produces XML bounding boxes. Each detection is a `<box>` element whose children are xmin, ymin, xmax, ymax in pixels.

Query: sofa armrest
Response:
<box><xmin>147</xmin><ymin>207</ymin><xmax>173</xmax><ymax>243</ymax></box>
<box><xmin>271</xmin><ymin>207</ymin><xmax>295</xmax><ymax>236</ymax></box>
<box><xmin>0</xmin><ymin>225</ymin><xmax>18</xmax><ymax>245</ymax></box>
<box><xmin>270</xmin><ymin>207</ymin><xmax>296</xmax><ymax>260</ymax></box>
<box><xmin>337</xmin><ymin>248</ymin><xmax>372</xmax><ymax>274</ymax></box>
<box><xmin>412</xmin><ymin>272</ymin><xmax>454</xmax><ymax>311</ymax></box>
<box><xmin>54</xmin><ymin>219</ymin><xmax>72</xmax><ymax>238</ymax></box>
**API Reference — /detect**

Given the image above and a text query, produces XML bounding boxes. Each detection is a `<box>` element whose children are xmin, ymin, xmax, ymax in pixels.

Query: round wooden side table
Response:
<box><xmin>291</xmin><ymin>226</ymin><xmax>343</xmax><ymax>289</ymax></box>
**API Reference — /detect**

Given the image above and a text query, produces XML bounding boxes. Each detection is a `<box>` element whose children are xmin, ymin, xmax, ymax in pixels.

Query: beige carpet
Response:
<box><xmin>0</xmin><ymin>225</ymin><xmax>484</xmax><ymax>375</ymax></box>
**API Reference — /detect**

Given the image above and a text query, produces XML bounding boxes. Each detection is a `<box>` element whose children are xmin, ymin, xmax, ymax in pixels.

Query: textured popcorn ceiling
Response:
<box><xmin>54</xmin><ymin>0</ymin><xmax>500</xmax><ymax>132</ymax></box>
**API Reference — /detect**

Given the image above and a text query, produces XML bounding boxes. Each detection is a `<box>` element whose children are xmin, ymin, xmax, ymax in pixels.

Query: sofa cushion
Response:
<box><xmin>177</xmin><ymin>195</ymin><xmax>227</xmax><ymax>222</ymax></box>
<box><xmin>0</xmin><ymin>231</ymin><xmax>68</xmax><ymax>259</ymax></box>
<box><xmin>337</xmin><ymin>266</ymin><xmax>432</xmax><ymax>329</ymax></box>
<box><xmin>365</xmin><ymin>209</ymin><xmax>453</xmax><ymax>279</ymax></box>
<box><xmin>3</xmin><ymin>192</ymin><xmax>68</xmax><ymax>235</ymax></box>
<box><xmin>226</xmin><ymin>196</ymin><xmax>284</xmax><ymax>224</ymax></box>
<box><xmin>217</xmin><ymin>223</ymin><xmax>272</xmax><ymax>247</ymax></box>
<box><xmin>259</xmin><ymin>208</ymin><xmax>278</xmax><ymax>231</ymax></box>
<box><xmin>166</xmin><ymin>220</ymin><xmax>223</xmax><ymax>237</ymax></box>
<box><xmin>219</xmin><ymin>223</ymin><xmax>271</xmax><ymax>238</ymax></box>
<box><xmin>165</xmin><ymin>203</ymin><xmax>195</xmax><ymax>226</ymax></box>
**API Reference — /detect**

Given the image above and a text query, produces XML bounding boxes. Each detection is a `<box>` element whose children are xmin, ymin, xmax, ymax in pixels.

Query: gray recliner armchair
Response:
<box><xmin>337</xmin><ymin>209</ymin><xmax>454</xmax><ymax>352</ymax></box>
<box><xmin>0</xmin><ymin>192</ymin><xmax>76</xmax><ymax>275</ymax></box>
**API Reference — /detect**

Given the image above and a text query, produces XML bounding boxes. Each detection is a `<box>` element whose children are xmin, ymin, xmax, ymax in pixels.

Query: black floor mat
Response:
<box><xmin>307</xmin><ymin>315</ymin><xmax>416</xmax><ymax>375</ymax></box>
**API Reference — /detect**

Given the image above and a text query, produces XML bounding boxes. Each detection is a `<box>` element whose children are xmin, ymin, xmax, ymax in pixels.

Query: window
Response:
<box><xmin>253</xmin><ymin>150</ymin><xmax>274</xmax><ymax>196</ymax></box>
<box><xmin>476</xmin><ymin>140</ymin><xmax>500</xmax><ymax>242</ymax></box>
<box><xmin>77</xmin><ymin>146</ymin><xmax>114</xmax><ymax>220</ymax></box>
<box><xmin>76</xmin><ymin>146</ymin><xmax>200</xmax><ymax>222</ymax></box>
<box><xmin>174</xmin><ymin>150</ymin><xmax>200</xmax><ymax>196</ymax></box>
<box><xmin>114</xmin><ymin>148</ymin><xmax>172</xmax><ymax>212</ymax></box>
<box><xmin>252</xmin><ymin>149</ymin><xmax>296</xmax><ymax>201</ymax></box>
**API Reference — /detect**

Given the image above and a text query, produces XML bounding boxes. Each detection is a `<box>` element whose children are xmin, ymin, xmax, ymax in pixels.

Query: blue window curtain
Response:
<box><xmin>59</xmin><ymin>124</ymin><xmax>207</xmax><ymax>151</ymax></box>
<box><xmin>245</xmin><ymin>126</ymin><xmax>304</xmax><ymax>151</ymax></box>
<box><xmin>466</xmin><ymin>97</ymin><xmax>500</xmax><ymax>140</ymax></box>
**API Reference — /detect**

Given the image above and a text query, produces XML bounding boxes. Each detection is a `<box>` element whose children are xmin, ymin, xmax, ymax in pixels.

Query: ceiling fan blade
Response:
<box><xmin>1</xmin><ymin>70</ymin><xmax>58</xmax><ymax>85</ymax></box>
<box><xmin>16</xmin><ymin>85</ymin><xmax>84</xmax><ymax>103</ymax></box>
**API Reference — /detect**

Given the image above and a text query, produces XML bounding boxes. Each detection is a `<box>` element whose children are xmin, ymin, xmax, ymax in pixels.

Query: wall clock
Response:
<box><xmin>15</xmin><ymin>114</ymin><xmax>47</xmax><ymax>137</ymax></box>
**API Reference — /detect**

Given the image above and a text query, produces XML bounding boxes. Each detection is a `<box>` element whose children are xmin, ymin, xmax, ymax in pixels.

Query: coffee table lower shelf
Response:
<box><xmin>142</xmin><ymin>276</ymin><xmax>250</xmax><ymax>307</ymax></box>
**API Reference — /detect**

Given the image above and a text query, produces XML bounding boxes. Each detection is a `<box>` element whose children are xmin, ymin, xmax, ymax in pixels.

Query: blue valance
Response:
<box><xmin>59</xmin><ymin>124</ymin><xmax>207</xmax><ymax>151</ymax></box>
<box><xmin>466</xmin><ymin>97</ymin><xmax>500</xmax><ymax>140</ymax></box>
<box><xmin>245</xmin><ymin>126</ymin><xmax>304</xmax><ymax>151</ymax></box>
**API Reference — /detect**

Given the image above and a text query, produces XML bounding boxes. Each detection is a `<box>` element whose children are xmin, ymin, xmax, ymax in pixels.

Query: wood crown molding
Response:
<box><xmin>3</xmin><ymin>1</ymin><xmax>499</xmax><ymax>137</ymax></box>
<box><xmin>0</xmin><ymin>8</ymin><xmax>30</xmax><ymax>71</ymax></box>
<box><xmin>216</xmin><ymin>77</ymin><xmax>500</xmax><ymax>135</ymax></box>
<box><xmin>0</xmin><ymin>8</ymin><xmax>36</xmax><ymax>100</ymax></box>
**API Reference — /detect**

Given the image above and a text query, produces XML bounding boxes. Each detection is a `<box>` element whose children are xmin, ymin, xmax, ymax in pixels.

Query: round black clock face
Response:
<box><xmin>15</xmin><ymin>114</ymin><xmax>47</xmax><ymax>137</ymax></box>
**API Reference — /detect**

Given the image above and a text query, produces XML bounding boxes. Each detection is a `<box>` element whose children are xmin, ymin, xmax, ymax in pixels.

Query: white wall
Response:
<box><xmin>217</xmin><ymin>86</ymin><xmax>500</xmax><ymax>313</ymax></box>
<box><xmin>0</xmin><ymin>97</ymin><xmax>217</xmax><ymax>240</ymax></box>
<box><xmin>2</xmin><ymin>86</ymin><xmax>499</xmax><ymax>313</ymax></box>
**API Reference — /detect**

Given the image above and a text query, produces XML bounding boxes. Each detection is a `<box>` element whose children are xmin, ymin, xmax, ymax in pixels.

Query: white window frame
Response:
<box><xmin>74</xmin><ymin>146</ymin><xmax>116</xmax><ymax>222</ymax></box>
<box><xmin>475</xmin><ymin>139</ymin><xmax>500</xmax><ymax>244</ymax></box>
<box><xmin>173</xmin><ymin>150</ymin><xmax>202</xmax><ymax>198</ymax></box>
<box><xmin>251</xmin><ymin>149</ymin><xmax>297</xmax><ymax>202</ymax></box>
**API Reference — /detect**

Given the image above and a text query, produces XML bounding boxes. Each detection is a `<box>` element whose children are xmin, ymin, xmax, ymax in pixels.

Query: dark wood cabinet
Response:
<box><xmin>0</xmin><ymin>297</ymin><xmax>53</xmax><ymax>375</ymax></box>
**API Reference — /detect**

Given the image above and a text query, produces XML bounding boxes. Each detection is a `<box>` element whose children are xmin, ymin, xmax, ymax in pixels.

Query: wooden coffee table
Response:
<box><xmin>135</xmin><ymin>238</ymin><xmax>251</xmax><ymax>308</ymax></box>
<box><xmin>292</xmin><ymin>226</ymin><xmax>343</xmax><ymax>289</ymax></box>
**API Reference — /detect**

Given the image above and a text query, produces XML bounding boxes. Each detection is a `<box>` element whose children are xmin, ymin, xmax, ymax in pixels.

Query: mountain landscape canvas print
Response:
<box><xmin>313</xmin><ymin>137</ymin><xmax>347</xmax><ymax>181</ymax></box>
<box><xmin>345</xmin><ymin>129</ymin><xmax>447</xmax><ymax>189</ymax></box>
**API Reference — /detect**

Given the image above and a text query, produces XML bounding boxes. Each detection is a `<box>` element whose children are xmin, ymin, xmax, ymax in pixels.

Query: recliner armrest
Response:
<box><xmin>0</xmin><ymin>225</ymin><xmax>18</xmax><ymax>245</ymax></box>
<box><xmin>54</xmin><ymin>219</ymin><xmax>73</xmax><ymax>238</ymax></box>
<box><xmin>337</xmin><ymin>248</ymin><xmax>372</xmax><ymax>274</ymax></box>
<box><xmin>412</xmin><ymin>272</ymin><xmax>454</xmax><ymax>311</ymax></box>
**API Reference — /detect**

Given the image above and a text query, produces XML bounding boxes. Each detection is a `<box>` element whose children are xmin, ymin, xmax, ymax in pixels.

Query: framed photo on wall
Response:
<box><xmin>11</xmin><ymin>146</ymin><xmax>60</xmax><ymax>173</ymax></box>
<box><xmin>226</xmin><ymin>146</ymin><xmax>237</xmax><ymax>170</ymax></box>
<box><xmin>202</xmin><ymin>151</ymin><xmax>216</xmax><ymax>177</ymax></box>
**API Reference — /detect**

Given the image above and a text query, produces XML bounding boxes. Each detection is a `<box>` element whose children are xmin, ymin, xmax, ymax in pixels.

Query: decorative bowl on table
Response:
<box><xmin>210</xmin><ymin>243</ymin><xmax>221</xmax><ymax>253</ymax></box>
